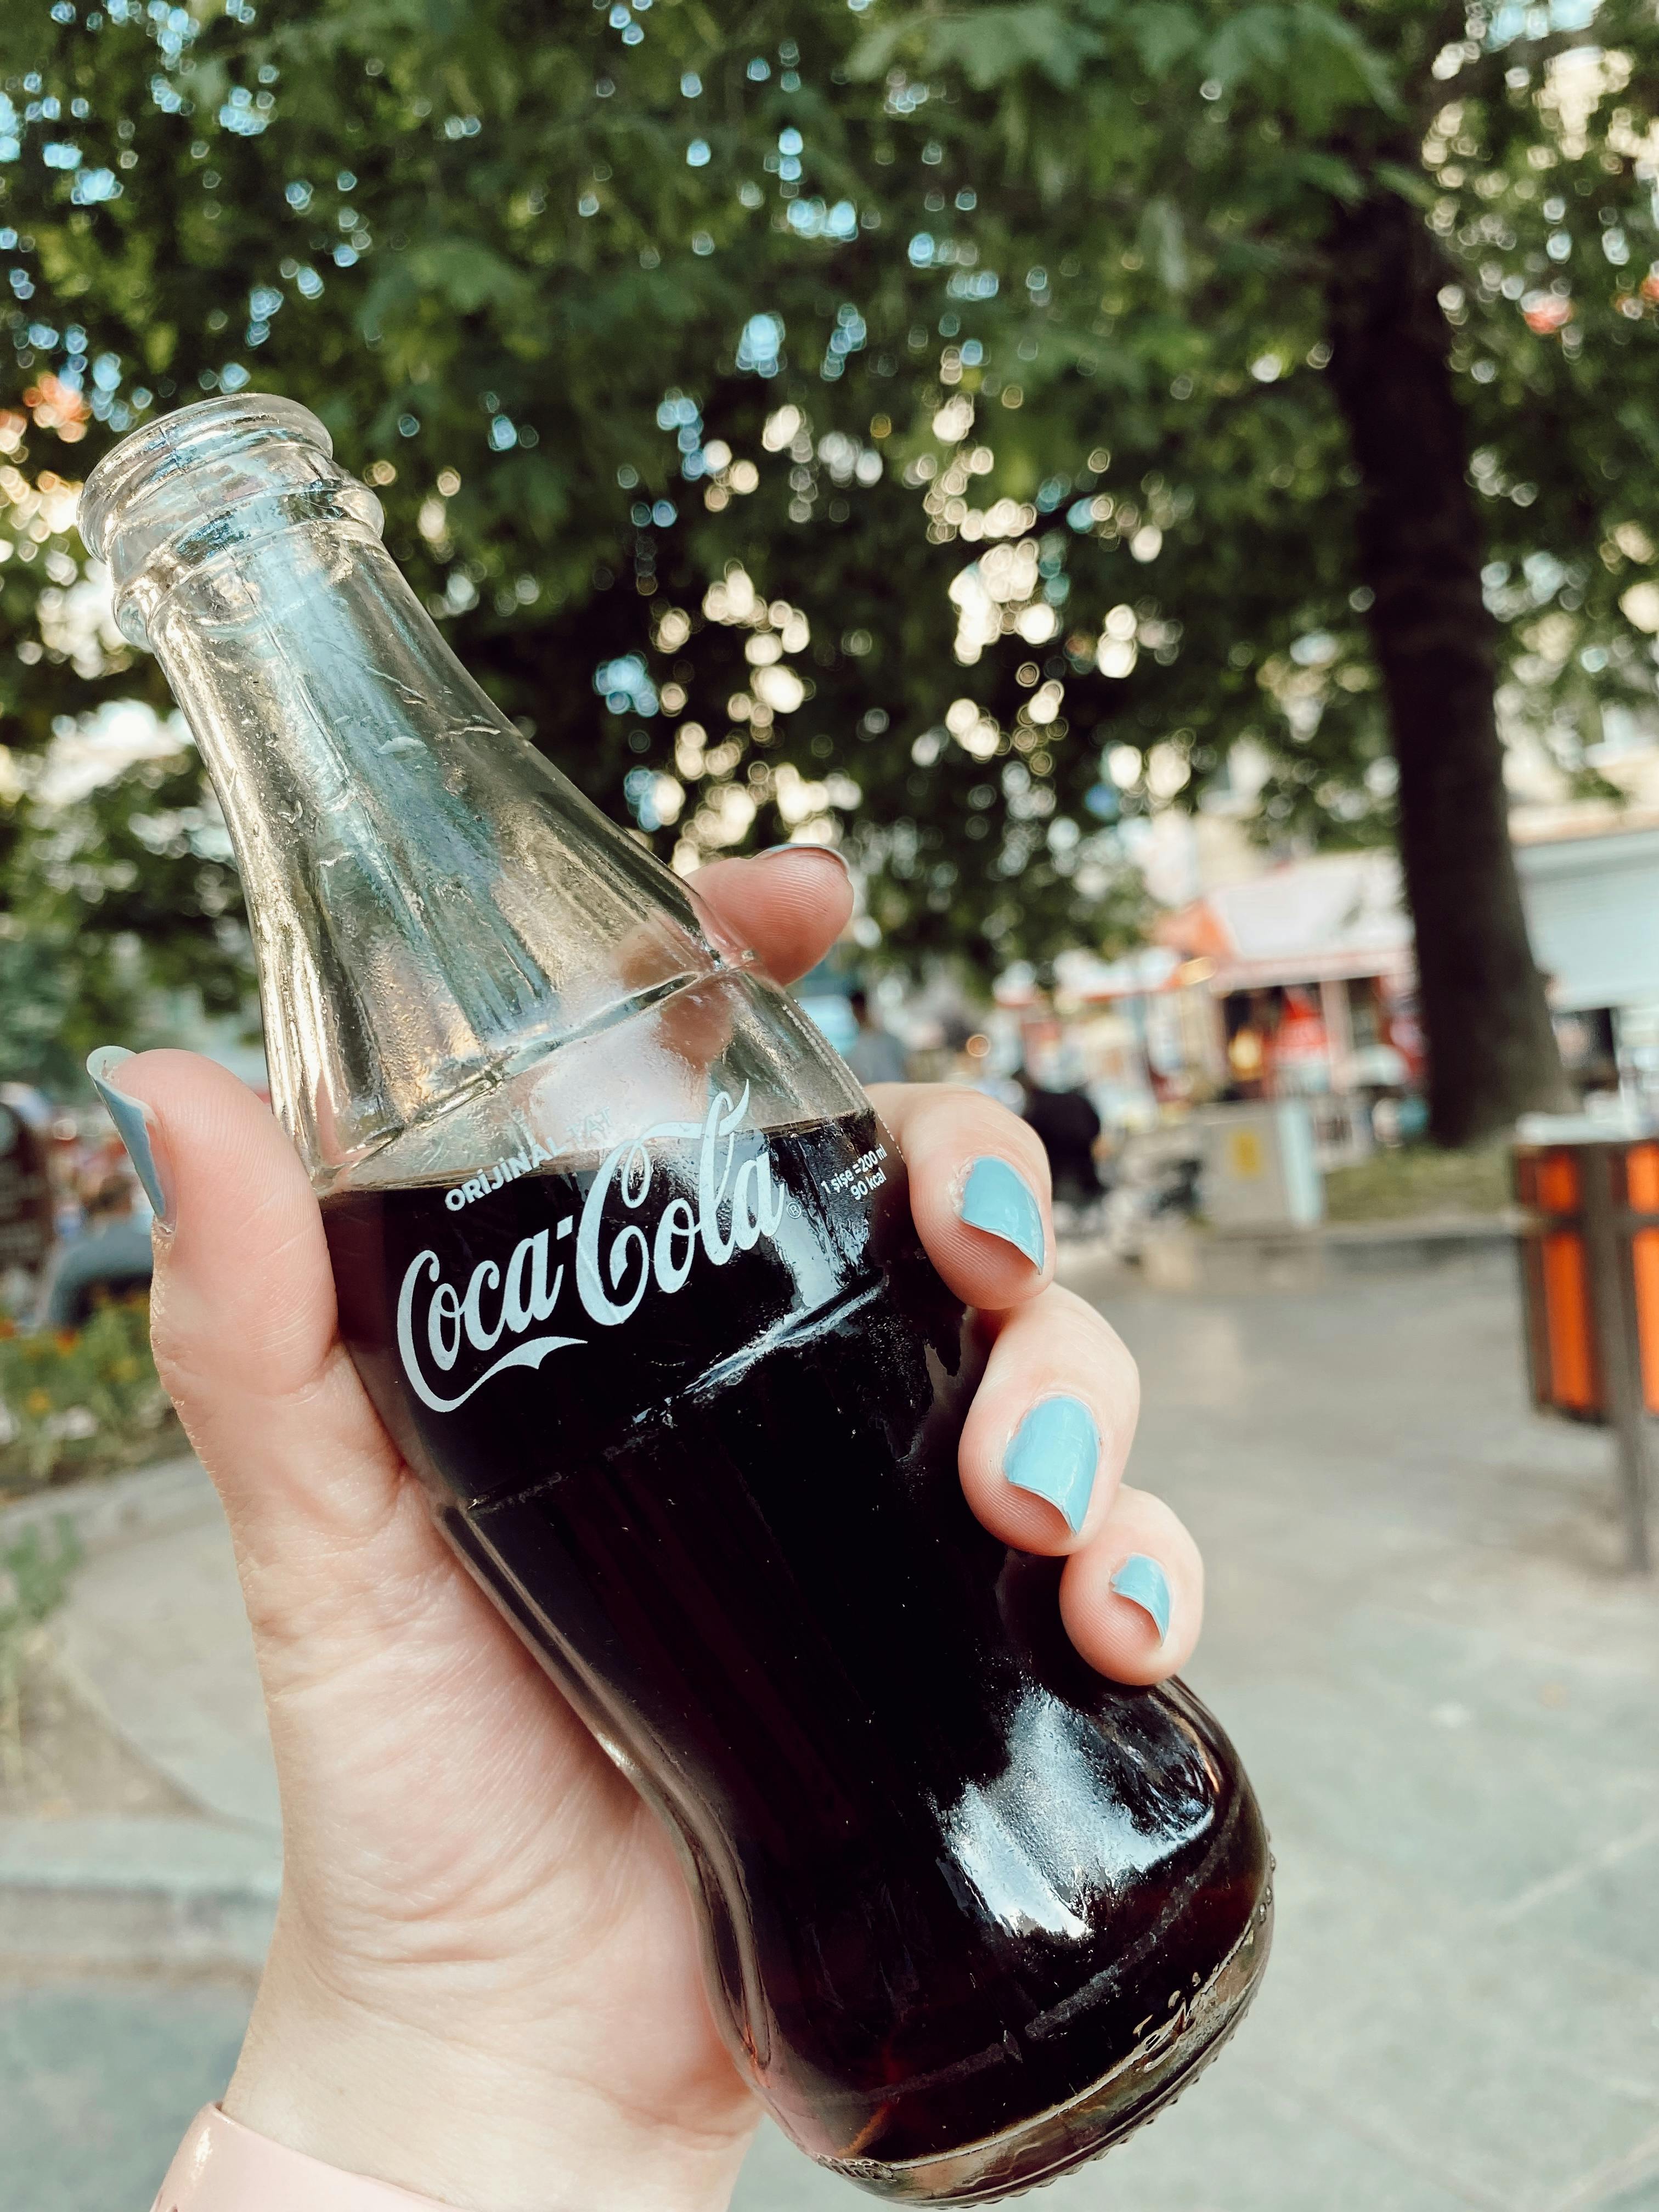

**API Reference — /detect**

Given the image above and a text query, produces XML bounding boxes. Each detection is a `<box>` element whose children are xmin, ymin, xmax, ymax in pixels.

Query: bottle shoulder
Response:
<box><xmin>317</xmin><ymin>965</ymin><xmax>864</xmax><ymax>1198</ymax></box>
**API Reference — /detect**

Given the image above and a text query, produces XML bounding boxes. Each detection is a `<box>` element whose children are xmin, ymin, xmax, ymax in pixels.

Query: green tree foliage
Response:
<box><xmin>0</xmin><ymin>744</ymin><xmax>245</xmax><ymax>1086</ymax></box>
<box><xmin>0</xmin><ymin>0</ymin><xmax>1161</xmax><ymax>1034</ymax></box>
<box><xmin>0</xmin><ymin>1</ymin><xmax>1654</xmax><ymax>1129</ymax></box>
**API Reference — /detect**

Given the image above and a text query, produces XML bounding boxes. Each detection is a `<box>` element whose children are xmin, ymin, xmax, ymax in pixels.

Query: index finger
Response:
<box><xmin>872</xmin><ymin>1082</ymin><xmax>1054</xmax><ymax>1313</ymax></box>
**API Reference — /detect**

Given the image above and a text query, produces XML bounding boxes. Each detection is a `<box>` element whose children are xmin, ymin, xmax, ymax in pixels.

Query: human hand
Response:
<box><xmin>104</xmin><ymin>848</ymin><xmax>1203</xmax><ymax>2212</ymax></box>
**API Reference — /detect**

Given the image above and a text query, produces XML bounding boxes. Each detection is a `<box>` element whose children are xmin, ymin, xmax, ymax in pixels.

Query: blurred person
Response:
<box><xmin>845</xmin><ymin>984</ymin><xmax>909</xmax><ymax>1086</ymax></box>
<box><xmin>38</xmin><ymin>1167</ymin><xmax>153</xmax><ymax>1329</ymax></box>
<box><xmin>1352</xmin><ymin>1042</ymin><xmax>1411</xmax><ymax>1149</ymax></box>
<box><xmin>961</xmin><ymin>1028</ymin><xmax>1024</xmax><ymax>1110</ymax></box>
<box><xmin>1017</xmin><ymin>1065</ymin><xmax>1105</xmax><ymax>1209</ymax></box>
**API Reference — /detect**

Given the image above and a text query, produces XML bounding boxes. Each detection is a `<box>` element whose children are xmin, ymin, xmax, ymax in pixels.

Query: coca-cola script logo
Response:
<box><xmin>396</xmin><ymin>1086</ymin><xmax>786</xmax><ymax>1413</ymax></box>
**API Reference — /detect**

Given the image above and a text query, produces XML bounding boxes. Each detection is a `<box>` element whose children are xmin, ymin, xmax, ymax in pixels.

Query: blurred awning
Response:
<box><xmin>1154</xmin><ymin>852</ymin><xmax>1415</xmax><ymax>994</ymax></box>
<box><xmin>1052</xmin><ymin>945</ymin><xmax>1183</xmax><ymax>1002</ymax></box>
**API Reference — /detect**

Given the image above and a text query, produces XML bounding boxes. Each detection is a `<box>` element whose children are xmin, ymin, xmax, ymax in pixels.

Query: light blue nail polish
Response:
<box><xmin>960</xmin><ymin>1156</ymin><xmax>1046</xmax><ymax>1269</ymax></box>
<box><xmin>1004</xmin><ymin>1397</ymin><xmax>1099</xmax><ymax>1533</ymax></box>
<box><xmin>87</xmin><ymin>1047</ymin><xmax>169</xmax><ymax>1223</ymax></box>
<box><xmin>1111</xmin><ymin>1554</ymin><xmax>1171</xmax><ymax>1643</ymax></box>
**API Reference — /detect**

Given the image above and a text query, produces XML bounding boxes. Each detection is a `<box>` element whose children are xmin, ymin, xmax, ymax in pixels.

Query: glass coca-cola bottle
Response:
<box><xmin>81</xmin><ymin>396</ymin><xmax>1271</xmax><ymax>2202</ymax></box>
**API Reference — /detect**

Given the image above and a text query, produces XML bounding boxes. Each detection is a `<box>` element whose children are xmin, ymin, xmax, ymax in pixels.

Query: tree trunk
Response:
<box><xmin>1324</xmin><ymin>184</ymin><xmax>1570</xmax><ymax>1147</ymax></box>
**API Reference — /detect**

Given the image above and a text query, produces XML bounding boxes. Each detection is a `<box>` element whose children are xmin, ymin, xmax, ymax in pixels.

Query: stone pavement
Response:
<box><xmin>0</xmin><ymin>1458</ymin><xmax>279</xmax><ymax>1976</ymax></box>
<box><xmin>5</xmin><ymin>1252</ymin><xmax>1658</xmax><ymax>2211</ymax></box>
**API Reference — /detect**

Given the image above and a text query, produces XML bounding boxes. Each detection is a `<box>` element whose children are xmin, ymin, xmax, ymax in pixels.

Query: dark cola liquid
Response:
<box><xmin>324</xmin><ymin>1105</ymin><xmax>1270</xmax><ymax>2199</ymax></box>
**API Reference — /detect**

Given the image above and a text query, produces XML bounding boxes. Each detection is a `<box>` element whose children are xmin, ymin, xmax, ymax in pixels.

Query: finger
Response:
<box><xmin>688</xmin><ymin>847</ymin><xmax>854</xmax><ymax>985</ymax></box>
<box><xmin>870</xmin><ymin>1082</ymin><xmax>1053</xmax><ymax>1308</ymax></box>
<box><xmin>958</xmin><ymin>1285</ymin><xmax>1139</xmax><ymax>1551</ymax></box>
<box><xmin>87</xmin><ymin>1048</ymin><xmax>410</xmax><ymax>1578</ymax></box>
<box><xmin>1059</xmin><ymin>1486</ymin><xmax>1203</xmax><ymax>1685</ymax></box>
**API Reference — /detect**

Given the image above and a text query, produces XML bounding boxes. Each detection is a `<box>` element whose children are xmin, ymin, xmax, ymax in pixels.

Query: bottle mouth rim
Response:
<box><xmin>80</xmin><ymin>392</ymin><xmax>333</xmax><ymax>566</ymax></box>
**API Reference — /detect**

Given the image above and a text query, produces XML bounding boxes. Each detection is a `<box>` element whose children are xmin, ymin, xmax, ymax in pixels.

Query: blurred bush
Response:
<box><xmin>0</xmin><ymin>1295</ymin><xmax>177</xmax><ymax>1494</ymax></box>
<box><xmin>0</xmin><ymin>1516</ymin><xmax>81</xmax><ymax>1773</ymax></box>
<box><xmin>1323</xmin><ymin>1143</ymin><xmax>1512</xmax><ymax>1226</ymax></box>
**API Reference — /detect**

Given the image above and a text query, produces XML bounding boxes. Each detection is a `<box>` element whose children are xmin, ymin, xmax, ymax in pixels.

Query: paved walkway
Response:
<box><xmin>5</xmin><ymin>1254</ymin><xmax>1658</xmax><ymax>2211</ymax></box>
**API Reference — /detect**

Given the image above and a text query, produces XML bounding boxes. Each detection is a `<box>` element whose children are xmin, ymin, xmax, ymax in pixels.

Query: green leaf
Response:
<box><xmin>870</xmin><ymin>6</ymin><xmax>1105</xmax><ymax>91</ymax></box>
<box><xmin>1129</xmin><ymin>4</ymin><xmax>1203</xmax><ymax>77</ymax></box>
<box><xmin>1204</xmin><ymin>7</ymin><xmax>1291</xmax><ymax>92</ymax></box>
<box><xmin>396</xmin><ymin>237</ymin><xmax>531</xmax><ymax>314</ymax></box>
<box><xmin>1374</xmin><ymin>160</ymin><xmax>1440</xmax><ymax>211</ymax></box>
<box><xmin>1291</xmin><ymin>150</ymin><xmax>1367</xmax><ymax>204</ymax></box>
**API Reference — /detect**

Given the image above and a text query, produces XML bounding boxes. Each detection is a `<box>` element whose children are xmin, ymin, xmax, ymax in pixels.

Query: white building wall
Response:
<box><xmin>1515</xmin><ymin>827</ymin><xmax>1659</xmax><ymax>1012</ymax></box>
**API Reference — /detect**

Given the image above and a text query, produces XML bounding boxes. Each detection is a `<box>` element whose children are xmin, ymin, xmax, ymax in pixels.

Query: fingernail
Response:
<box><xmin>87</xmin><ymin>1047</ymin><xmax>171</xmax><ymax>1224</ymax></box>
<box><xmin>1110</xmin><ymin>1554</ymin><xmax>1171</xmax><ymax>1643</ymax></box>
<box><xmin>756</xmin><ymin>843</ymin><xmax>851</xmax><ymax>873</ymax></box>
<box><xmin>960</xmin><ymin>1156</ymin><xmax>1046</xmax><ymax>1269</ymax></box>
<box><xmin>1003</xmin><ymin>1396</ymin><xmax>1099</xmax><ymax>1533</ymax></box>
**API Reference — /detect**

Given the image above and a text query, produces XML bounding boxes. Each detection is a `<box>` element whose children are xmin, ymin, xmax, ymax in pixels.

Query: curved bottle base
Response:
<box><xmin>816</xmin><ymin>1882</ymin><xmax>1272</xmax><ymax>2205</ymax></box>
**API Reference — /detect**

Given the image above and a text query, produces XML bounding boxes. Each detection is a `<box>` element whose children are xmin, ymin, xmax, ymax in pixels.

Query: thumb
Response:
<box><xmin>87</xmin><ymin>1047</ymin><xmax>407</xmax><ymax>1580</ymax></box>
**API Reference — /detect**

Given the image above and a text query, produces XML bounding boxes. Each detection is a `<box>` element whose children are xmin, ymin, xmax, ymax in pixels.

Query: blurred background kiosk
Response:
<box><xmin>1192</xmin><ymin>1099</ymin><xmax>1324</xmax><ymax>1234</ymax></box>
<box><xmin>1515</xmin><ymin>1120</ymin><xmax>1659</xmax><ymax>1571</ymax></box>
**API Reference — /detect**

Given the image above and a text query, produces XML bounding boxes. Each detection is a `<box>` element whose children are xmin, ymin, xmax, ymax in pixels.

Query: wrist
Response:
<box><xmin>221</xmin><ymin>1934</ymin><xmax>755</xmax><ymax>2212</ymax></box>
<box><xmin>222</xmin><ymin>2056</ymin><xmax>751</xmax><ymax>2212</ymax></box>
<box><xmin>153</xmin><ymin>2107</ymin><xmax>459</xmax><ymax>2211</ymax></box>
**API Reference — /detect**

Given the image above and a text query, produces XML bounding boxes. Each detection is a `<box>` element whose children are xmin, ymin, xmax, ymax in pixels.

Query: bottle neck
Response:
<box><xmin>86</xmin><ymin>403</ymin><xmax>714</xmax><ymax>1185</ymax></box>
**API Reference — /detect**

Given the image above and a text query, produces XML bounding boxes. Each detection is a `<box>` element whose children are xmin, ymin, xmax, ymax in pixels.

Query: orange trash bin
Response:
<box><xmin>1514</xmin><ymin>1136</ymin><xmax>1659</xmax><ymax>1566</ymax></box>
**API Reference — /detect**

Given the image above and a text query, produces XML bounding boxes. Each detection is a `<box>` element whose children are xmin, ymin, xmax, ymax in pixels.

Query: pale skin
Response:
<box><xmin>119</xmin><ymin>848</ymin><xmax>1203</xmax><ymax>2212</ymax></box>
